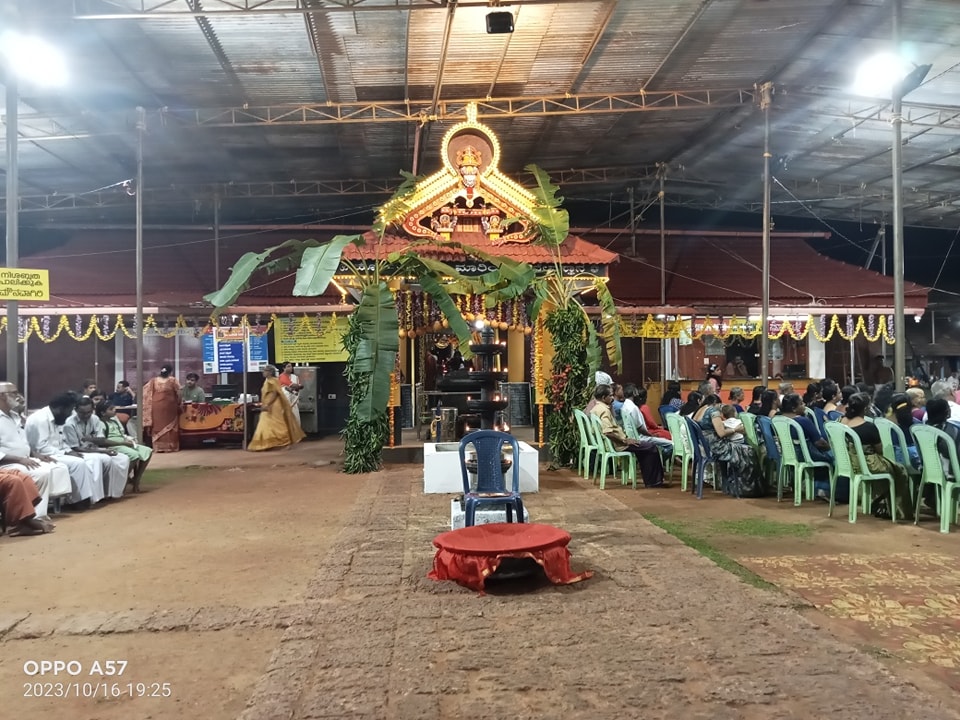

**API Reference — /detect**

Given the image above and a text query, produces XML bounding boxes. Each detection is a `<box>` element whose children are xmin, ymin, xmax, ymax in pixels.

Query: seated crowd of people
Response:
<box><xmin>0</xmin><ymin>380</ymin><xmax>152</xmax><ymax>539</ymax></box>
<box><xmin>587</xmin><ymin>372</ymin><xmax>960</xmax><ymax>525</ymax></box>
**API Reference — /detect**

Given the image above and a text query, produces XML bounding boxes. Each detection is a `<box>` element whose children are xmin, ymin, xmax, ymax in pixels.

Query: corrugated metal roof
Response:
<box><xmin>4</xmin><ymin>0</ymin><xmax>960</xmax><ymax>238</ymax></box>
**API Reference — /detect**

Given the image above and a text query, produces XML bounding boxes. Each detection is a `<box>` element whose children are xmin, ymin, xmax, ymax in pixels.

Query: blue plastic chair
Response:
<box><xmin>459</xmin><ymin>430</ymin><xmax>525</xmax><ymax>527</ymax></box>
<box><xmin>757</xmin><ymin>415</ymin><xmax>782</xmax><ymax>489</ymax></box>
<box><xmin>659</xmin><ymin>404</ymin><xmax>677</xmax><ymax>427</ymax></box>
<box><xmin>811</xmin><ymin>407</ymin><xmax>829</xmax><ymax>439</ymax></box>
<box><xmin>685</xmin><ymin>417</ymin><xmax>724</xmax><ymax>499</ymax></box>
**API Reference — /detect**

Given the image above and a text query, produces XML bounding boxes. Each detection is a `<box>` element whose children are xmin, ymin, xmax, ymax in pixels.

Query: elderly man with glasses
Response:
<box><xmin>0</xmin><ymin>383</ymin><xmax>72</xmax><ymax>519</ymax></box>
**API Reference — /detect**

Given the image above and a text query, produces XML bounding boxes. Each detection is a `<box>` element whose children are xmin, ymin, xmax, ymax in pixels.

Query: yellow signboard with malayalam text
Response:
<box><xmin>275</xmin><ymin>316</ymin><xmax>350</xmax><ymax>364</ymax></box>
<box><xmin>0</xmin><ymin>269</ymin><xmax>49</xmax><ymax>301</ymax></box>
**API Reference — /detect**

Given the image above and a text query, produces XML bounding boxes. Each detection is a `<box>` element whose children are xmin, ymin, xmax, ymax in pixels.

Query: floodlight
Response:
<box><xmin>0</xmin><ymin>31</ymin><xmax>67</xmax><ymax>87</ymax></box>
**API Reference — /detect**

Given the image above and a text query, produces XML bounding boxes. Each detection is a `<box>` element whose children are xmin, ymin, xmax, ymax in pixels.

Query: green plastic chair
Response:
<box><xmin>588</xmin><ymin>414</ymin><xmax>636</xmax><ymax>490</ymax></box>
<box><xmin>624</xmin><ymin>409</ymin><xmax>673</xmax><ymax>477</ymax></box>
<box><xmin>823</xmin><ymin>421</ymin><xmax>897</xmax><ymax>524</ymax></box>
<box><xmin>666</xmin><ymin>411</ymin><xmax>694</xmax><ymax>491</ymax></box>
<box><xmin>771</xmin><ymin>416</ymin><xmax>832</xmax><ymax>506</ymax></box>
<box><xmin>874</xmin><ymin>417</ymin><xmax>921</xmax><ymax>494</ymax></box>
<box><xmin>573</xmin><ymin>408</ymin><xmax>599</xmax><ymax>480</ymax></box>
<box><xmin>739</xmin><ymin>412</ymin><xmax>760</xmax><ymax>452</ymax></box>
<box><xmin>622</xmin><ymin>408</ymin><xmax>642</xmax><ymax>441</ymax></box>
<box><xmin>909</xmin><ymin>425</ymin><xmax>960</xmax><ymax>533</ymax></box>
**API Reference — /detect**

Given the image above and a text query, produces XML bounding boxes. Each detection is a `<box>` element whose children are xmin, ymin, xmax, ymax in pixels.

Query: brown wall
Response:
<box><xmin>0</xmin><ymin>335</ymin><xmax>115</xmax><ymax>408</ymax></box>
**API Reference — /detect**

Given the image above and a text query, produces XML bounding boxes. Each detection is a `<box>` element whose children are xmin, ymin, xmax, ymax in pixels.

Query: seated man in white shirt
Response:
<box><xmin>0</xmin><ymin>382</ymin><xmax>72</xmax><ymax>518</ymax></box>
<box><xmin>25</xmin><ymin>392</ymin><xmax>102</xmax><ymax>507</ymax></box>
<box><xmin>63</xmin><ymin>396</ymin><xmax>130</xmax><ymax>500</ymax></box>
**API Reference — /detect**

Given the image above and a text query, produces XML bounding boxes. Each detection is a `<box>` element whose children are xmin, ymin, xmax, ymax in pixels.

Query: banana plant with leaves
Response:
<box><xmin>204</xmin><ymin>172</ymin><xmax>537</xmax><ymax>473</ymax></box>
<box><xmin>522</xmin><ymin>165</ymin><xmax>623</xmax><ymax>468</ymax></box>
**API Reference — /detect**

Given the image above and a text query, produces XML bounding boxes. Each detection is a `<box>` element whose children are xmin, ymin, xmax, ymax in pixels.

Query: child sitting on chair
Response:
<box><xmin>720</xmin><ymin>404</ymin><xmax>745</xmax><ymax>444</ymax></box>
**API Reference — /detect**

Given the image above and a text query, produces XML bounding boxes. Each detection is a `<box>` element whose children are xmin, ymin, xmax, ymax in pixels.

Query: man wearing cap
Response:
<box><xmin>585</xmin><ymin>370</ymin><xmax>615</xmax><ymax>414</ymax></box>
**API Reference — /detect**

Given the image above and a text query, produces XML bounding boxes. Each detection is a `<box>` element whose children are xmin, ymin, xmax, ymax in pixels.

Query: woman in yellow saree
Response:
<box><xmin>249</xmin><ymin>365</ymin><xmax>306</xmax><ymax>452</ymax></box>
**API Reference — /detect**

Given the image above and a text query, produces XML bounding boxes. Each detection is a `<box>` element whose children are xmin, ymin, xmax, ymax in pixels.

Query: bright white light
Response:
<box><xmin>853</xmin><ymin>52</ymin><xmax>910</xmax><ymax>98</ymax></box>
<box><xmin>1</xmin><ymin>32</ymin><xmax>68</xmax><ymax>87</ymax></box>
<box><xmin>474</xmin><ymin>319</ymin><xmax>485</xmax><ymax>329</ymax></box>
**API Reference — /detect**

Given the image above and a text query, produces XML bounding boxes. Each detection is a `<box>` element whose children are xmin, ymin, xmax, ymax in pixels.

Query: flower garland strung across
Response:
<box><xmin>616</xmin><ymin>313</ymin><xmax>895</xmax><ymax>344</ymax></box>
<box><xmin>0</xmin><ymin>312</ymin><xmax>351</xmax><ymax>343</ymax></box>
<box><xmin>394</xmin><ymin>290</ymin><xmax>534</xmax><ymax>337</ymax></box>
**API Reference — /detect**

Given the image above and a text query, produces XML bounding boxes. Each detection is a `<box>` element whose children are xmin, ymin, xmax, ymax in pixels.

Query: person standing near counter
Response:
<box><xmin>181</xmin><ymin>373</ymin><xmax>207</xmax><ymax>404</ymax></box>
<box><xmin>143</xmin><ymin>366</ymin><xmax>181</xmax><ymax>452</ymax></box>
<box><xmin>278</xmin><ymin>363</ymin><xmax>303</xmax><ymax>425</ymax></box>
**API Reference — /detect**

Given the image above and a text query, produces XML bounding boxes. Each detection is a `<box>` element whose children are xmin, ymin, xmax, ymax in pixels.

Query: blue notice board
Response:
<box><xmin>202</xmin><ymin>327</ymin><xmax>269</xmax><ymax>374</ymax></box>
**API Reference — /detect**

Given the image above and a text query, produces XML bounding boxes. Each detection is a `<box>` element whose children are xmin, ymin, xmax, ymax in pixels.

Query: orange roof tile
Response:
<box><xmin>601</xmin><ymin>233</ymin><xmax>928</xmax><ymax>310</ymax></box>
<box><xmin>342</xmin><ymin>231</ymin><xmax>618</xmax><ymax>268</ymax></box>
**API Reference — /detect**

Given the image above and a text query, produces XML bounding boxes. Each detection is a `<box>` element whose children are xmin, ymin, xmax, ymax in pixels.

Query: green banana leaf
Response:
<box><xmin>373</xmin><ymin>171</ymin><xmax>421</xmax><ymax>236</ymax></box>
<box><xmin>416</xmin><ymin>271</ymin><xmax>475</xmax><ymax>360</ymax></box>
<box><xmin>204</xmin><ymin>238</ymin><xmax>320</xmax><ymax>309</ymax></box>
<box><xmin>585</xmin><ymin>316</ymin><xmax>602</xmax><ymax>379</ymax></box>
<box><xmin>352</xmin><ymin>282</ymin><xmax>400</xmax><ymax>422</ymax></box>
<box><xmin>596</xmin><ymin>279</ymin><xmax>623</xmax><ymax>372</ymax></box>
<box><xmin>524</xmin><ymin>164</ymin><xmax>570</xmax><ymax>248</ymax></box>
<box><xmin>293</xmin><ymin>234</ymin><xmax>360</xmax><ymax>296</ymax></box>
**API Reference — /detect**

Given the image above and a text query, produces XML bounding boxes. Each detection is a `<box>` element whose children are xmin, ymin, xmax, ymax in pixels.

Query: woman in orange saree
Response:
<box><xmin>249</xmin><ymin>365</ymin><xmax>306</xmax><ymax>452</ymax></box>
<box><xmin>142</xmin><ymin>366</ymin><xmax>182</xmax><ymax>452</ymax></box>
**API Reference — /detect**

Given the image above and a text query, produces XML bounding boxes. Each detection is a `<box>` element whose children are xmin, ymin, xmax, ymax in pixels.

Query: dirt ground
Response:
<box><xmin>2</xmin><ymin>439</ymin><xmax>960</xmax><ymax>719</ymax></box>
<box><xmin>1</xmin><ymin>439</ymin><xmax>360</xmax><ymax>719</ymax></box>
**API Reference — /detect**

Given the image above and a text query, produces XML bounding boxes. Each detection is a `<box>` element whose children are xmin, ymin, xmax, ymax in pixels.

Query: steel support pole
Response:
<box><xmin>213</xmin><ymin>192</ymin><xmax>221</xmax><ymax>291</ymax></box>
<box><xmin>891</xmin><ymin>1</ymin><xmax>906</xmax><ymax>392</ymax></box>
<box><xmin>135</xmin><ymin>107</ymin><xmax>145</xmax><ymax>442</ymax></box>
<box><xmin>659</xmin><ymin>167</ymin><xmax>666</xmax><ymax>393</ymax></box>
<box><xmin>5</xmin><ymin>76</ymin><xmax>19</xmax><ymax>384</ymax></box>
<box><xmin>760</xmin><ymin>83</ymin><xmax>773</xmax><ymax>386</ymax></box>
<box><xmin>659</xmin><ymin>168</ymin><xmax>666</xmax><ymax>306</ymax></box>
<box><xmin>242</xmin><ymin>325</ymin><xmax>248</xmax><ymax>451</ymax></box>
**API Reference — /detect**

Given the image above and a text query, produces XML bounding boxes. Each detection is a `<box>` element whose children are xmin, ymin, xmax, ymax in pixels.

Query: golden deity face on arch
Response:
<box><xmin>456</xmin><ymin>145</ymin><xmax>482</xmax><ymax>191</ymax></box>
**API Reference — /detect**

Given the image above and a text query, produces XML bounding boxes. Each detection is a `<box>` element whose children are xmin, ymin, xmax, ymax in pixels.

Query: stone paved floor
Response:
<box><xmin>6</xmin><ymin>453</ymin><xmax>960</xmax><ymax>719</ymax></box>
<box><xmin>237</xmin><ymin>467</ymin><xmax>960</xmax><ymax>719</ymax></box>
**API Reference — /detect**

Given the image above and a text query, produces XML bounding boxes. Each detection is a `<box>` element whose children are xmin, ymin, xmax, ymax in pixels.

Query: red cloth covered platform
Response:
<box><xmin>428</xmin><ymin>523</ymin><xmax>592</xmax><ymax>593</ymax></box>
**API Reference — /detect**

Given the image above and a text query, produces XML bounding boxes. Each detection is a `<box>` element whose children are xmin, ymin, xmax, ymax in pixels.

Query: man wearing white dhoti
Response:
<box><xmin>63</xmin><ymin>396</ymin><xmax>130</xmax><ymax>500</ymax></box>
<box><xmin>0</xmin><ymin>383</ymin><xmax>72</xmax><ymax>518</ymax></box>
<box><xmin>25</xmin><ymin>392</ymin><xmax>102</xmax><ymax>506</ymax></box>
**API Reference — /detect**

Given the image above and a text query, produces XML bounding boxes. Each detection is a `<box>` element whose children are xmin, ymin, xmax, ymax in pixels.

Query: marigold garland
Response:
<box><xmin>0</xmin><ymin>312</ymin><xmax>353</xmax><ymax>343</ymax></box>
<box><xmin>617</xmin><ymin>313</ymin><xmax>894</xmax><ymax>344</ymax></box>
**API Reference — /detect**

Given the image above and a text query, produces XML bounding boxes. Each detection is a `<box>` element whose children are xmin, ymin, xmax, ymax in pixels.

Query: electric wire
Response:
<box><xmin>772</xmin><ymin>176</ymin><xmax>873</xmax><ymax>255</ymax></box>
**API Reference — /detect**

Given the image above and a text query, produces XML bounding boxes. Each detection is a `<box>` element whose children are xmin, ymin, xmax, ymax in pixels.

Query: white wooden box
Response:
<box><xmin>423</xmin><ymin>441</ymin><xmax>539</xmax><ymax>494</ymax></box>
<box><xmin>449</xmin><ymin>499</ymin><xmax>530</xmax><ymax>530</ymax></box>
